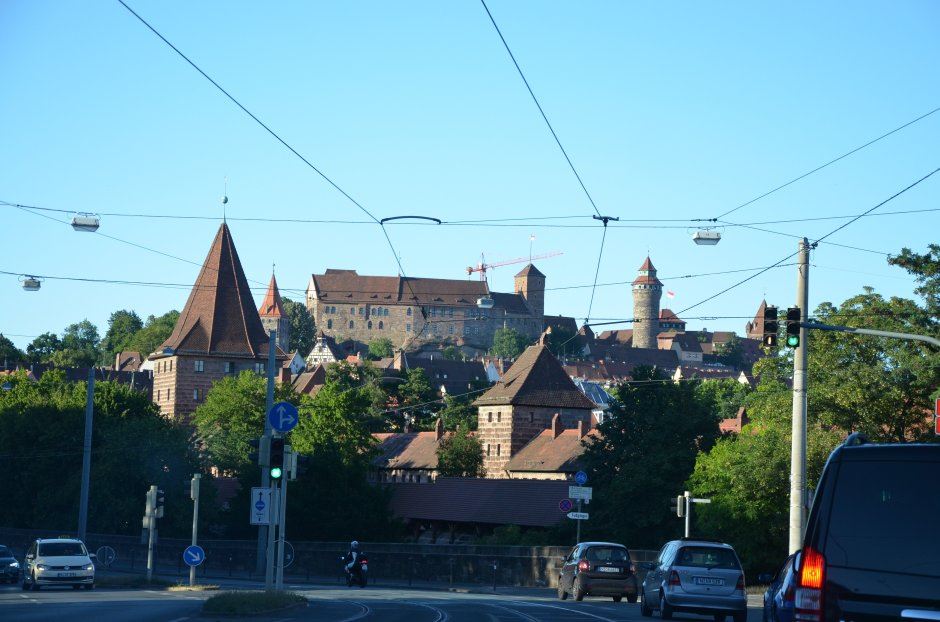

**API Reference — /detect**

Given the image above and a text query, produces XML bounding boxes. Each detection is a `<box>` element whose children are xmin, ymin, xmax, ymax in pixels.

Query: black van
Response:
<box><xmin>794</xmin><ymin>434</ymin><xmax>940</xmax><ymax>621</ymax></box>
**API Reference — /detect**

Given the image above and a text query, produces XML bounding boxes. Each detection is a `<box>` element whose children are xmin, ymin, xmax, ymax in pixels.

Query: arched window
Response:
<box><xmin>407</xmin><ymin>307</ymin><xmax>412</xmax><ymax>316</ymax></box>
<box><xmin>367</xmin><ymin>321</ymin><xmax>373</xmax><ymax>329</ymax></box>
<box><xmin>378</xmin><ymin>321</ymin><xmax>384</xmax><ymax>329</ymax></box>
<box><xmin>384</xmin><ymin>308</ymin><xmax>390</xmax><ymax>316</ymax></box>
<box><xmin>349</xmin><ymin>320</ymin><xmax>354</xmax><ymax>329</ymax></box>
<box><xmin>327</xmin><ymin>319</ymin><xmax>333</xmax><ymax>329</ymax></box>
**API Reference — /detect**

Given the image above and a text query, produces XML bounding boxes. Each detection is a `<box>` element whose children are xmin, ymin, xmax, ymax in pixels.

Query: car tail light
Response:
<box><xmin>795</xmin><ymin>546</ymin><xmax>825</xmax><ymax>622</ymax></box>
<box><xmin>668</xmin><ymin>570</ymin><xmax>681</xmax><ymax>586</ymax></box>
<box><xmin>578</xmin><ymin>560</ymin><xmax>590</xmax><ymax>572</ymax></box>
<box><xmin>736</xmin><ymin>574</ymin><xmax>745</xmax><ymax>592</ymax></box>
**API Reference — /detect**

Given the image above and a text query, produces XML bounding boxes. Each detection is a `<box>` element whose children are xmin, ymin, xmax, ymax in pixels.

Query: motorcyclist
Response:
<box><xmin>343</xmin><ymin>541</ymin><xmax>363</xmax><ymax>581</ymax></box>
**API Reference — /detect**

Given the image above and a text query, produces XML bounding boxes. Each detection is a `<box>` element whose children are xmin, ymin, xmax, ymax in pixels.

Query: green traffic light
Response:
<box><xmin>270</xmin><ymin>467</ymin><xmax>283</xmax><ymax>479</ymax></box>
<box><xmin>787</xmin><ymin>335</ymin><xmax>800</xmax><ymax>347</ymax></box>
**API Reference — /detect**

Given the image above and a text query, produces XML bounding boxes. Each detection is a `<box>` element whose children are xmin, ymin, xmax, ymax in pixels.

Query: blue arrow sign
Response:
<box><xmin>268</xmin><ymin>401</ymin><xmax>299</xmax><ymax>433</ymax></box>
<box><xmin>183</xmin><ymin>545</ymin><xmax>205</xmax><ymax>567</ymax></box>
<box><xmin>575</xmin><ymin>471</ymin><xmax>588</xmax><ymax>486</ymax></box>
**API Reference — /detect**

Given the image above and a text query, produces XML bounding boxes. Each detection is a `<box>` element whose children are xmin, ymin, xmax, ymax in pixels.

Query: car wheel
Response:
<box><xmin>732</xmin><ymin>612</ymin><xmax>746</xmax><ymax>622</ymax></box>
<box><xmin>613</xmin><ymin>596</ymin><xmax>623</xmax><ymax>602</ymax></box>
<box><xmin>628</xmin><ymin>593</ymin><xmax>638</xmax><ymax>604</ymax></box>
<box><xmin>573</xmin><ymin>578</ymin><xmax>586</xmax><ymax>601</ymax></box>
<box><xmin>641</xmin><ymin>594</ymin><xmax>653</xmax><ymax>617</ymax></box>
<box><xmin>557</xmin><ymin>579</ymin><xmax>568</xmax><ymax>600</ymax></box>
<box><xmin>30</xmin><ymin>573</ymin><xmax>40</xmax><ymax>592</ymax></box>
<box><xmin>659</xmin><ymin>592</ymin><xmax>673</xmax><ymax>620</ymax></box>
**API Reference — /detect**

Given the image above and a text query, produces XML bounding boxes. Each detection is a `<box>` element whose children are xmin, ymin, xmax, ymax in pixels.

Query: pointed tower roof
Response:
<box><xmin>159</xmin><ymin>223</ymin><xmax>271</xmax><ymax>357</ymax></box>
<box><xmin>473</xmin><ymin>344</ymin><xmax>596</xmax><ymax>409</ymax></box>
<box><xmin>746</xmin><ymin>299</ymin><xmax>768</xmax><ymax>339</ymax></box>
<box><xmin>633</xmin><ymin>256</ymin><xmax>663</xmax><ymax>286</ymax></box>
<box><xmin>515</xmin><ymin>263</ymin><xmax>545</xmax><ymax>278</ymax></box>
<box><xmin>259</xmin><ymin>274</ymin><xmax>286</xmax><ymax>318</ymax></box>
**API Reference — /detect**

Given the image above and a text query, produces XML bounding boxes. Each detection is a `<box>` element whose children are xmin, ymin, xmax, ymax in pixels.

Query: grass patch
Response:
<box><xmin>168</xmin><ymin>583</ymin><xmax>220</xmax><ymax>592</ymax></box>
<box><xmin>202</xmin><ymin>591</ymin><xmax>306</xmax><ymax>616</ymax></box>
<box><xmin>95</xmin><ymin>574</ymin><xmax>174</xmax><ymax>589</ymax></box>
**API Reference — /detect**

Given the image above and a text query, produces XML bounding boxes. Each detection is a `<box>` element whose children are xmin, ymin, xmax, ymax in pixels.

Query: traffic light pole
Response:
<box><xmin>789</xmin><ymin>238</ymin><xmax>810</xmax><ymax>554</ymax></box>
<box><xmin>256</xmin><ymin>330</ymin><xmax>277</xmax><ymax>577</ymax></box>
<box><xmin>684</xmin><ymin>491</ymin><xmax>691</xmax><ymax>538</ymax></box>
<box><xmin>275</xmin><ymin>456</ymin><xmax>289</xmax><ymax>590</ymax></box>
<box><xmin>189</xmin><ymin>474</ymin><xmax>201</xmax><ymax>587</ymax></box>
<box><xmin>146</xmin><ymin>485</ymin><xmax>157</xmax><ymax>582</ymax></box>
<box><xmin>265</xmin><ymin>475</ymin><xmax>278</xmax><ymax>589</ymax></box>
<box><xmin>77</xmin><ymin>369</ymin><xmax>95</xmax><ymax>541</ymax></box>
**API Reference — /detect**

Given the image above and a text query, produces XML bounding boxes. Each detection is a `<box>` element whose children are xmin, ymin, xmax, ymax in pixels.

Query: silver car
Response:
<box><xmin>640</xmin><ymin>539</ymin><xmax>747</xmax><ymax>622</ymax></box>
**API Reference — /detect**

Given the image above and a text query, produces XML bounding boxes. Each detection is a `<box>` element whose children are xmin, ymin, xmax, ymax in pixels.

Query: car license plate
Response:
<box><xmin>59</xmin><ymin>572</ymin><xmax>77</xmax><ymax>577</ymax></box>
<box><xmin>599</xmin><ymin>567</ymin><xmax>620</xmax><ymax>573</ymax></box>
<box><xmin>694</xmin><ymin>577</ymin><xmax>723</xmax><ymax>586</ymax></box>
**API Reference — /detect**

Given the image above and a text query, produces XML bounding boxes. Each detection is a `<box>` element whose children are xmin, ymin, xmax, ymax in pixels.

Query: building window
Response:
<box><xmin>193</xmin><ymin>389</ymin><xmax>199</xmax><ymax>401</ymax></box>
<box><xmin>254</xmin><ymin>363</ymin><xmax>265</xmax><ymax>374</ymax></box>
<box><xmin>194</xmin><ymin>360</ymin><xmax>204</xmax><ymax>372</ymax></box>
<box><xmin>359</xmin><ymin>307</ymin><xmax>364</xmax><ymax>315</ymax></box>
<box><xmin>488</xmin><ymin>412</ymin><xmax>493</xmax><ymax>422</ymax></box>
<box><xmin>157</xmin><ymin>389</ymin><xmax>161</xmax><ymax>401</ymax></box>
<box><xmin>367</xmin><ymin>321</ymin><xmax>373</xmax><ymax>330</ymax></box>
<box><xmin>529</xmin><ymin>412</ymin><xmax>534</xmax><ymax>423</ymax></box>
<box><xmin>349</xmin><ymin>320</ymin><xmax>354</xmax><ymax>329</ymax></box>
<box><xmin>384</xmin><ymin>308</ymin><xmax>389</xmax><ymax>316</ymax></box>
<box><xmin>487</xmin><ymin>444</ymin><xmax>491</xmax><ymax>456</ymax></box>
<box><xmin>406</xmin><ymin>323</ymin><xmax>411</xmax><ymax>332</ymax></box>
<box><xmin>448</xmin><ymin>324</ymin><xmax>454</xmax><ymax>335</ymax></box>
<box><xmin>224</xmin><ymin>361</ymin><xmax>234</xmax><ymax>374</ymax></box>
<box><xmin>378</xmin><ymin>321</ymin><xmax>384</xmax><ymax>329</ymax></box>
<box><xmin>497</xmin><ymin>412</ymin><xmax>501</xmax><ymax>422</ymax></box>
<box><xmin>327</xmin><ymin>319</ymin><xmax>333</xmax><ymax>329</ymax></box>
<box><xmin>169</xmin><ymin>360</ymin><xmax>173</xmax><ymax>371</ymax></box>
<box><xmin>497</xmin><ymin>444</ymin><xmax>501</xmax><ymax>456</ymax></box>
<box><xmin>407</xmin><ymin>307</ymin><xmax>412</xmax><ymax>316</ymax></box>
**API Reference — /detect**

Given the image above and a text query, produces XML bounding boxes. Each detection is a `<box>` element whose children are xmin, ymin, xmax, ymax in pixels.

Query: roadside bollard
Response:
<box><xmin>492</xmin><ymin>559</ymin><xmax>498</xmax><ymax>593</ymax></box>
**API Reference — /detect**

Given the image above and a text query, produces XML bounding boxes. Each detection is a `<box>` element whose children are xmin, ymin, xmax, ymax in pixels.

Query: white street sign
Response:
<box><xmin>569</xmin><ymin>486</ymin><xmax>593</xmax><ymax>501</ymax></box>
<box><xmin>567</xmin><ymin>511</ymin><xmax>589</xmax><ymax>520</ymax></box>
<box><xmin>692</xmin><ymin>498</ymin><xmax>712</xmax><ymax>504</ymax></box>
<box><xmin>250</xmin><ymin>487</ymin><xmax>272</xmax><ymax>525</ymax></box>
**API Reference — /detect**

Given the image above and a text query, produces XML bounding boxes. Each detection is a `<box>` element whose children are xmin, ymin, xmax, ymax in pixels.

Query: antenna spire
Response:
<box><xmin>221</xmin><ymin>177</ymin><xmax>228</xmax><ymax>223</ymax></box>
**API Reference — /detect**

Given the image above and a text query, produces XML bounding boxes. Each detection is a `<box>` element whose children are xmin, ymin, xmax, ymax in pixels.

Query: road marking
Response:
<box><xmin>167</xmin><ymin>617</ymin><xmax>190</xmax><ymax>622</ymax></box>
<box><xmin>518</xmin><ymin>602</ymin><xmax>618</xmax><ymax>622</ymax></box>
<box><xmin>335</xmin><ymin>601</ymin><xmax>371</xmax><ymax>622</ymax></box>
<box><xmin>416</xmin><ymin>603</ymin><xmax>449</xmax><ymax>622</ymax></box>
<box><xmin>487</xmin><ymin>603</ymin><xmax>541</xmax><ymax>622</ymax></box>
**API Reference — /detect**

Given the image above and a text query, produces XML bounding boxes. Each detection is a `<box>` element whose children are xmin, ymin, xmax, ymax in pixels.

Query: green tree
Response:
<box><xmin>367</xmin><ymin>337</ymin><xmax>394</xmax><ymax>360</ymax></box>
<box><xmin>695</xmin><ymin>378</ymin><xmax>750</xmax><ymax>422</ymax></box>
<box><xmin>282</xmin><ymin>297</ymin><xmax>316</xmax><ymax>355</ymax></box>
<box><xmin>26</xmin><ymin>332</ymin><xmax>62</xmax><ymax>364</ymax></box>
<box><xmin>51</xmin><ymin>320</ymin><xmax>100</xmax><ymax>367</ymax></box>
<box><xmin>437</xmin><ymin>426</ymin><xmax>485</xmax><ymax>477</ymax></box>
<box><xmin>545</xmin><ymin>325</ymin><xmax>577</xmax><ymax>358</ymax></box>
<box><xmin>888</xmin><ymin>243</ymin><xmax>939</xmax><ymax>316</ymax></box>
<box><xmin>126</xmin><ymin>310</ymin><xmax>180</xmax><ymax>356</ymax></box>
<box><xmin>438</xmin><ymin>394</ymin><xmax>479</xmax><ymax>431</ymax></box>
<box><xmin>99</xmin><ymin>310</ymin><xmax>143</xmax><ymax>364</ymax></box>
<box><xmin>397</xmin><ymin>368</ymin><xmax>435</xmax><ymax>427</ymax></box>
<box><xmin>714</xmin><ymin>334</ymin><xmax>747</xmax><ymax>370</ymax></box>
<box><xmin>490</xmin><ymin>327</ymin><xmax>530</xmax><ymax>359</ymax></box>
<box><xmin>580</xmin><ymin>366</ymin><xmax>721</xmax><ymax>548</ymax></box>
<box><xmin>0</xmin><ymin>334</ymin><xmax>25</xmax><ymax>367</ymax></box>
<box><xmin>441</xmin><ymin>345</ymin><xmax>461</xmax><ymax>361</ymax></box>
<box><xmin>0</xmin><ymin>371</ymin><xmax>207</xmax><ymax>536</ymax></box>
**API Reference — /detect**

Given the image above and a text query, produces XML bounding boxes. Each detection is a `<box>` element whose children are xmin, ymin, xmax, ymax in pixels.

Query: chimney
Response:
<box><xmin>435</xmin><ymin>418</ymin><xmax>444</xmax><ymax>441</ymax></box>
<box><xmin>552</xmin><ymin>413</ymin><xmax>562</xmax><ymax>439</ymax></box>
<box><xmin>577</xmin><ymin>419</ymin><xmax>589</xmax><ymax>438</ymax></box>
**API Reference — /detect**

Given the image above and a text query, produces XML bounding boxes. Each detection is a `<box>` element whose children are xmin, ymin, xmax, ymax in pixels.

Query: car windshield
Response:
<box><xmin>825</xmin><ymin>460</ymin><xmax>940</xmax><ymax>576</ymax></box>
<box><xmin>38</xmin><ymin>542</ymin><xmax>86</xmax><ymax>557</ymax></box>
<box><xmin>675</xmin><ymin>546</ymin><xmax>740</xmax><ymax>569</ymax></box>
<box><xmin>585</xmin><ymin>546</ymin><xmax>630</xmax><ymax>563</ymax></box>
<box><xmin>0</xmin><ymin>546</ymin><xmax>12</xmax><ymax>557</ymax></box>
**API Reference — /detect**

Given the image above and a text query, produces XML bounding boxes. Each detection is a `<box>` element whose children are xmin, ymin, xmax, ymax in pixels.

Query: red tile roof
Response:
<box><xmin>719</xmin><ymin>407</ymin><xmax>750</xmax><ymax>434</ymax></box>
<box><xmin>473</xmin><ymin>345</ymin><xmax>597</xmax><ymax>410</ymax></box>
<box><xmin>387</xmin><ymin>477</ymin><xmax>570</xmax><ymax>527</ymax></box>
<box><xmin>659</xmin><ymin>308</ymin><xmax>682</xmax><ymax>322</ymax></box>
<box><xmin>159</xmin><ymin>224</ymin><xmax>273</xmax><ymax>358</ymax></box>
<box><xmin>638</xmin><ymin>256</ymin><xmax>656</xmax><ymax>272</ymax></box>
<box><xmin>633</xmin><ymin>256</ymin><xmax>662</xmax><ymax>286</ymax></box>
<box><xmin>507</xmin><ymin>428</ymin><xmax>598</xmax><ymax>473</ymax></box>
<box><xmin>258</xmin><ymin>274</ymin><xmax>286</xmax><ymax>318</ymax></box>
<box><xmin>372</xmin><ymin>431</ymin><xmax>444</xmax><ymax>471</ymax></box>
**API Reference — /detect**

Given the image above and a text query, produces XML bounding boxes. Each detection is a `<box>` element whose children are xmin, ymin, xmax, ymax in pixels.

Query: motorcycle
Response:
<box><xmin>341</xmin><ymin>554</ymin><xmax>368</xmax><ymax>587</ymax></box>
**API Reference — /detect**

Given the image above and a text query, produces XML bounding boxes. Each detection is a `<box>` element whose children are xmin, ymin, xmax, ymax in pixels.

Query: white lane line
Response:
<box><xmin>335</xmin><ymin>601</ymin><xmax>371</xmax><ymax>622</ymax></box>
<box><xmin>487</xmin><ymin>603</ymin><xmax>541</xmax><ymax>622</ymax></box>
<box><xmin>167</xmin><ymin>617</ymin><xmax>190</xmax><ymax>622</ymax></box>
<box><xmin>416</xmin><ymin>603</ymin><xmax>449</xmax><ymax>622</ymax></box>
<box><xmin>518</xmin><ymin>601</ymin><xmax>619</xmax><ymax>621</ymax></box>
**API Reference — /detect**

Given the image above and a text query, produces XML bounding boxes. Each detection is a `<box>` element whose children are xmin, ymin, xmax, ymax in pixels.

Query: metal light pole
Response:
<box><xmin>275</xmin><ymin>453</ymin><xmax>289</xmax><ymax>590</ymax></box>
<box><xmin>684</xmin><ymin>491</ymin><xmax>692</xmax><ymax>538</ymax></box>
<box><xmin>77</xmin><ymin>368</ymin><xmax>95</xmax><ymax>541</ymax></box>
<box><xmin>146</xmin><ymin>485</ymin><xmax>157</xmax><ymax>582</ymax></box>
<box><xmin>256</xmin><ymin>330</ymin><xmax>277</xmax><ymax>577</ymax></box>
<box><xmin>189</xmin><ymin>474</ymin><xmax>201</xmax><ymax>587</ymax></box>
<box><xmin>789</xmin><ymin>238</ymin><xmax>810</xmax><ymax>554</ymax></box>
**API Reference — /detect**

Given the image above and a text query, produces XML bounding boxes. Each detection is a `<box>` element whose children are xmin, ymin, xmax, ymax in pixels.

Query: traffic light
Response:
<box><xmin>762</xmin><ymin>306</ymin><xmax>779</xmax><ymax>347</ymax></box>
<box><xmin>145</xmin><ymin>487</ymin><xmax>155</xmax><ymax>516</ymax></box>
<box><xmin>785</xmin><ymin>307</ymin><xmax>801</xmax><ymax>348</ymax></box>
<box><xmin>248</xmin><ymin>436</ymin><xmax>270</xmax><ymax>466</ymax></box>
<box><xmin>270</xmin><ymin>437</ymin><xmax>285</xmax><ymax>479</ymax></box>
<box><xmin>155</xmin><ymin>488</ymin><xmax>166</xmax><ymax>518</ymax></box>
<box><xmin>670</xmin><ymin>495</ymin><xmax>686</xmax><ymax>517</ymax></box>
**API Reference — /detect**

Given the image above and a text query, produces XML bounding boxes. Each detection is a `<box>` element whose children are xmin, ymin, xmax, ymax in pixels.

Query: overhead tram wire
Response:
<box><xmin>711</xmin><ymin>104</ymin><xmax>940</xmax><ymax>221</ymax></box>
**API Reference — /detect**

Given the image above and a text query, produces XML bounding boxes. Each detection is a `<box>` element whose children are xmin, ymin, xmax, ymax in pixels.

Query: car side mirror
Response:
<box><xmin>89</xmin><ymin>553</ymin><xmax>97</xmax><ymax>560</ymax></box>
<box><xmin>757</xmin><ymin>573</ymin><xmax>772</xmax><ymax>584</ymax></box>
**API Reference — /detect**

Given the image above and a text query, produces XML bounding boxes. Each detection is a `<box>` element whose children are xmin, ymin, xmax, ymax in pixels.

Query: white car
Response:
<box><xmin>22</xmin><ymin>538</ymin><xmax>95</xmax><ymax>591</ymax></box>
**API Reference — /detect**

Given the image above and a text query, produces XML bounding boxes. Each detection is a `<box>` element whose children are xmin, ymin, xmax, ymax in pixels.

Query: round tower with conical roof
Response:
<box><xmin>631</xmin><ymin>256</ymin><xmax>662</xmax><ymax>349</ymax></box>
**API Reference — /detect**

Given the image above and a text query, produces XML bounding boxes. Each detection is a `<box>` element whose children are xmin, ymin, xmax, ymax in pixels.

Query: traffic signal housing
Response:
<box><xmin>248</xmin><ymin>436</ymin><xmax>270</xmax><ymax>466</ymax></box>
<box><xmin>270</xmin><ymin>437</ymin><xmax>285</xmax><ymax>479</ymax></box>
<box><xmin>155</xmin><ymin>488</ymin><xmax>166</xmax><ymax>518</ymax></box>
<box><xmin>786</xmin><ymin>307</ymin><xmax>801</xmax><ymax>347</ymax></box>
<box><xmin>762</xmin><ymin>306</ymin><xmax>779</xmax><ymax>347</ymax></box>
<box><xmin>670</xmin><ymin>495</ymin><xmax>686</xmax><ymax>517</ymax></box>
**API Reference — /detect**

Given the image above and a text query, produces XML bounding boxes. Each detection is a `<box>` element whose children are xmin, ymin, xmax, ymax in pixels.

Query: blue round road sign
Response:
<box><xmin>575</xmin><ymin>471</ymin><xmax>588</xmax><ymax>486</ymax></box>
<box><xmin>183</xmin><ymin>545</ymin><xmax>205</xmax><ymax>567</ymax></box>
<box><xmin>268</xmin><ymin>401</ymin><xmax>299</xmax><ymax>433</ymax></box>
<box><xmin>559</xmin><ymin>499</ymin><xmax>573</xmax><ymax>513</ymax></box>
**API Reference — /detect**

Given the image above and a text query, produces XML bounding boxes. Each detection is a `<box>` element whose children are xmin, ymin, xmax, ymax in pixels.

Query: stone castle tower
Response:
<box><xmin>259</xmin><ymin>274</ymin><xmax>290</xmax><ymax>351</ymax></box>
<box><xmin>631</xmin><ymin>256</ymin><xmax>662</xmax><ymax>349</ymax></box>
<box><xmin>514</xmin><ymin>264</ymin><xmax>545</xmax><ymax>317</ymax></box>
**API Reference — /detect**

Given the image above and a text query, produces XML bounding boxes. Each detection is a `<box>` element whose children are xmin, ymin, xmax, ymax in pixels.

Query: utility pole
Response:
<box><xmin>189</xmin><ymin>474</ymin><xmax>201</xmax><ymax>587</ymax></box>
<box><xmin>684</xmin><ymin>491</ymin><xmax>691</xmax><ymax>538</ymax></box>
<box><xmin>77</xmin><ymin>368</ymin><xmax>95</xmax><ymax>541</ymax></box>
<box><xmin>789</xmin><ymin>238</ymin><xmax>810</xmax><ymax>554</ymax></box>
<box><xmin>575</xmin><ymin>498</ymin><xmax>582</xmax><ymax>543</ymax></box>
<box><xmin>146</xmin><ymin>485</ymin><xmax>157</xmax><ymax>582</ymax></box>
<box><xmin>256</xmin><ymin>330</ymin><xmax>277</xmax><ymax>577</ymax></box>
<box><xmin>275</xmin><ymin>448</ymin><xmax>290</xmax><ymax>590</ymax></box>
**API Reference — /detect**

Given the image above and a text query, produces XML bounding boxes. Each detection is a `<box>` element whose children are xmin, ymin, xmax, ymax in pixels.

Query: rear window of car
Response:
<box><xmin>825</xmin><ymin>460</ymin><xmax>940</xmax><ymax>576</ymax></box>
<box><xmin>674</xmin><ymin>546</ymin><xmax>740</xmax><ymax>569</ymax></box>
<box><xmin>584</xmin><ymin>546</ymin><xmax>630</xmax><ymax>563</ymax></box>
<box><xmin>38</xmin><ymin>542</ymin><xmax>86</xmax><ymax>557</ymax></box>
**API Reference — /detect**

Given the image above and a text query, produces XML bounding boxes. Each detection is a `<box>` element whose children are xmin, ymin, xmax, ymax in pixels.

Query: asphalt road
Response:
<box><xmin>0</xmin><ymin>581</ymin><xmax>765</xmax><ymax>622</ymax></box>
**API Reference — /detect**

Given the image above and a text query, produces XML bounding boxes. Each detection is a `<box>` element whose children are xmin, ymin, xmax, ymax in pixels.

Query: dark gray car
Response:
<box><xmin>557</xmin><ymin>541</ymin><xmax>639</xmax><ymax>602</ymax></box>
<box><xmin>640</xmin><ymin>538</ymin><xmax>747</xmax><ymax>622</ymax></box>
<box><xmin>0</xmin><ymin>546</ymin><xmax>21</xmax><ymax>583</ymax></box>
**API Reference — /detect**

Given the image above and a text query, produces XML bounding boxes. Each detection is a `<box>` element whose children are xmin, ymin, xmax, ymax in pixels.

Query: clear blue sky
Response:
<box><xmin>1</xmin><ymin>1</ymin><xmax>938</xmax><ymax>350</ymax></box>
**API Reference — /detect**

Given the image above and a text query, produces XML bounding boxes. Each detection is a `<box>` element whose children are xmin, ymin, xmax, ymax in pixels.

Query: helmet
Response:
<box><xmin>351</xmin><ymin>541</ymin><xmax>359</xmax><ymax>551</ymax></box>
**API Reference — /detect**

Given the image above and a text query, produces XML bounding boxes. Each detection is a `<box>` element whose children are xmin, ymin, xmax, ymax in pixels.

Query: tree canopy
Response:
<box><xmin>437</xmin><ymin>426</ymin><xmax>485</xmax><ymax>477</ymax></box>
<box><xmin>282</xmin><ymin>297</ymin><xmax>316</xmax><ymax>355</ymax></box>
<box><xmin>99</xmin><ymin>310</ymin><xmax>143</xmax><ymax>365</ymax></box>
<box><xmin>367</xmin><ymin>337</ymin><xmax>394</xmax><ymax>360</ymax></box>
<box><xmin>490</xmin><ymin>327</ymin><xmax>530</xmax><ymax>359</ymax></box>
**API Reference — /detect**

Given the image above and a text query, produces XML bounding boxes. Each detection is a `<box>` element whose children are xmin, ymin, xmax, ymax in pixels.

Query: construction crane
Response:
<box><xmin>466</xmin><ymin>251</ymin><xmax>562</xmax><ymax>281</ymax></box>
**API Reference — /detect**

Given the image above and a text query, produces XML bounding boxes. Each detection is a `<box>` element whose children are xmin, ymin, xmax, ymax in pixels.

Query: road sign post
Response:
<box><xmin>572</xmin><ymin>472</ymin><xmax>588</xmax><ymax>542</ymax></box>
<box><xmin>250</xmin><ymin>487</ymin><xmax>272</xmax><ymax>525</ymax></box>
<box><xmin>145</xmin><ymin>485</ymin><xmax>157</xmax><ymax>581</ymax></box>
<box><xmin>268</xmin><ymin>402</ymin><xmax>299</xmax><ymax>434</ymax></box>
<box><xmin>559</xmin><ymin>499</ymin><xmax>573</xmax><ymax>513</ymax></box>
<box><xmin>189</xmin><ymin>474</ymin><xmax>201</xmax><ymax>586</ymax></box>
<box><xmin>183</xmin><ymin>545</ymin><xmax>205</xmax><ymax>568</ymax></box>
